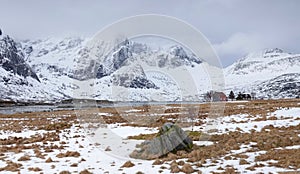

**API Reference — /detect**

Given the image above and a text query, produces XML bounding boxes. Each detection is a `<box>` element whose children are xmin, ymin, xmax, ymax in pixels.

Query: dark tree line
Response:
<box><xmin>229</xmin><ymin>91</ymin><xmax>235</xmax><ymax>101</ymax></box>
<box><xmin>228</xmin><ymin>91</ymin><xmax>253</xmax><ymax>101</ymax></box>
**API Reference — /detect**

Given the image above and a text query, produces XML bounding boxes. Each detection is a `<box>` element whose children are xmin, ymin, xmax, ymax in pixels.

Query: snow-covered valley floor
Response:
<box><xmin>0</xmin><ymin>99</ymin><xmax>300</xmax><ymax>174</ymax></box>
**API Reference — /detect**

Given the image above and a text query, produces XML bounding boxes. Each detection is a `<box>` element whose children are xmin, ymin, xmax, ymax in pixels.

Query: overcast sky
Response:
<box><xmin>1</xmin><ymin>0</ymin><xmax>299</xmax><ymax>67</ymax></box>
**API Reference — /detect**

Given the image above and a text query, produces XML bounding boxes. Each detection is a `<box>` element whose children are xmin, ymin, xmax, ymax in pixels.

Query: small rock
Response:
<box><xmin>105</xmin><ymin>146</ymin><xmax>112</xmax><ymax>151</ymax></box>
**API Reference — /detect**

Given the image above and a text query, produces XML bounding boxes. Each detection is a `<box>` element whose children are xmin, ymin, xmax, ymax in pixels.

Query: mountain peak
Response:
<box><xmin>240</xmin><ymin>48</ymin><xmax>291</xmax><ymax>63</ymax></box>
<box><xmin>225</xmin><ymin>46</ymin><xmax>299</xmax><ymax>77</ymax></box>
<box><xmin>264</xmin><ymin>48</ymin><xmax>284</xmax><ymax>54</ymax></box>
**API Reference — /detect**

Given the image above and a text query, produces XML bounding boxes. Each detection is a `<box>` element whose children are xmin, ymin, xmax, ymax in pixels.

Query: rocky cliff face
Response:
<box><xmin>111</xmin><ymin>64</ymin><xmax>158</xmax><ymax>89</ymax></box>
<box><xmin>0</xmin><ymin>36</ymin><xmax>40</xmax><ymax>82</ymax></box>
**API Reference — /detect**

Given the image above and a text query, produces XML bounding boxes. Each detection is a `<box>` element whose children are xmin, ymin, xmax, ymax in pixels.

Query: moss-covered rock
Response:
<box><xmin>130</xmin><ymin>122</ymin><xmax>193</xmax><ymax>160</ymax></box>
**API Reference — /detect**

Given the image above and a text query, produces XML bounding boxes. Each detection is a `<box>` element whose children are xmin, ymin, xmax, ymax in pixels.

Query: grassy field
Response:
<box><xmin>0</xmin><ymin>99</ymin><xmax>299</xmax><ymax>173</ymax></box>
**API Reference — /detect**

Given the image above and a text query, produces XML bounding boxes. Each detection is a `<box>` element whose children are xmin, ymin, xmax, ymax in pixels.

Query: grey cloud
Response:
<box><xmin>0</xmin><ymin>0</ymin><xmax>299</xmax><ymax>67</ymax></box>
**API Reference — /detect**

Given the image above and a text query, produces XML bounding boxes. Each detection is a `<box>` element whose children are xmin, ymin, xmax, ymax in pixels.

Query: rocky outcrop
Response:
<box><xmin>169</xmin><ymin>45</ymin><xmax>202</xmax><ymax>64</ymax></box>
<box><xmin>130</xmin><ymin>123</ymin><xmax>193</xmax><ymax>160</ymax></box>
<box><xmin>155</xmin><ymin>45</ymin><xmax>202</xmax><ymax>68</ymax></box>
<box><xmin>255</xmin><ymin>73</ymin><xmax>300</xmax><ymax>98</ymax></box>
<box><xmin>0</xmin><ymin>36</ymin><xmax>40</xmax><ymax>82</ymax></box>
<box><xmin>111</xmin><ymin>64</ymin><xmax>158</xmax><ymax>89</ymax></box>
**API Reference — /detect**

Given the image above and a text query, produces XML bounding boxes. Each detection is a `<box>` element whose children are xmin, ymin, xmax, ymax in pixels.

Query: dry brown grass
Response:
<box><xmin>56</xmin><ymin>151</ymin><xmax>80</xmax><ymax>158</ymax></box>
<box><xmin>121</xmin><ymin>160</ymin><xmax>135</xmax><ymax>168</ymax></box>
<box><xmin>0</xmin><ymin>110</ymin><xmax>77</xmax><ymax>132</ymax></box>
<box><xmin>127</xmin><ymin>133</ymin><xmax>158</xmax><ymax>140</ymax></box>
<box><xmin>0</xmin><ymin>160</ymin><xmax>22</xmax><ymax>172</ymax></box>
<box><xmin>80</xmin><ymin>99</ymin><xmax>300</xmax><ymax>129</ymax></box>
<box><xmin>79</xmin><ymin>169</ymin><xmax>93</xmax><ymax>174</ymax></box>
<box><xmin>0</xmin><ymin>99</ymin><xmax>299</xmax><ymax>173</ymax></box>
<box><xmin>28</xmin><ymin>167</ymin><xmax>42</xmax><ymax>172</ymax></box>
<box><xmin>256</xmin><ymin>148</ymin><xmax>300</xmax><ymax>169</ymax></box>
<box><xmin>17</xmin><ymin>155</ymin><xmax>31</xmax><ymax>161</ymax></box>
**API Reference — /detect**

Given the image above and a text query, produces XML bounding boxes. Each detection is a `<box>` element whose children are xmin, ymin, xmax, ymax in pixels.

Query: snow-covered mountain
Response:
<box><xmin>0</xmin><ymin>34</ymin><xmax>299</xmax><ymax>102</ymax></box>
<box><xmin>225</xmin><ymin>48</ymin><xmax>300</xmax><ymax>98</ymax></box>
<box><xmin>0</xmin><ymin>35</ymin><xmax>216</xmax><ymax>102</ymax></box>
<box><xmin>0</xmin><ymin>36</ymin><xmax>84</xmax><ymax>101</ymax></box>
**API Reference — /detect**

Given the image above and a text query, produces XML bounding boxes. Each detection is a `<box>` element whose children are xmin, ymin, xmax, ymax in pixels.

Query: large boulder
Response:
<box><xmin>130</xmin><ymin>122</ymin><xmax>193</xmax><ymax>160</ymax></box>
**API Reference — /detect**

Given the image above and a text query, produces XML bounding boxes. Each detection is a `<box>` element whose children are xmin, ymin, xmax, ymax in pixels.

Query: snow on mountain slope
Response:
<box><xmin>225</xmin><ymin>48</ymin><xmax>300</xmax><ymax>98</ymax></box>
<box><xmin>16</xmin><ymin>37</ymin><xmax>89</xmax><ymax>101</ymax></box>
<box><xmin>22</xmin><ymin>37</ymin><xmax>85</xmax><ymax>67</ymax></box>
<box><xmin>2</xmin><ymin>33</ymin><xmax>297</xmax><ymax>102</ymax></box>
<box><xmin>0</xmin><ymin>35</ymin><xmax>216</xmax><ymax>101</ymax></box>
<box><xmin>0</xmin><ymin>35</ymin><xmax>65</xmax><ymax>101</ymax></box>
<box><xmin>72</xmin><ymin>47</ymin><xmax>215</xmax><ymax>101</ymax></box>
<box><xmin>0</xmin><ymin>66</ymin><xmax>68</xmax><ymax>101</ymax></box>
<box><xmin>67</xmin><ymin>38</ymin><xmax>215</xmax><ymax>101</ymax></box>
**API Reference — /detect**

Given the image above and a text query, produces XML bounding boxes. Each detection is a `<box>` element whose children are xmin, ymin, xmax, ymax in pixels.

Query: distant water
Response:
<box><xmin>0</xmin><ymin>105</ymin><xmax>68</xmax><ymax>115</ymax></box>
<box><xmin>0</xmin><ymin>101</ymin><xmax>204</xmax><ymax>115</ymax></box>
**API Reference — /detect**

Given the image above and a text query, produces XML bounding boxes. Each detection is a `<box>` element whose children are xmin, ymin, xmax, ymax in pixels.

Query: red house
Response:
<box><xmin>205</xmin><ymin>91</ymin><xmax>227</xmax><ymax>102</ymax></box>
